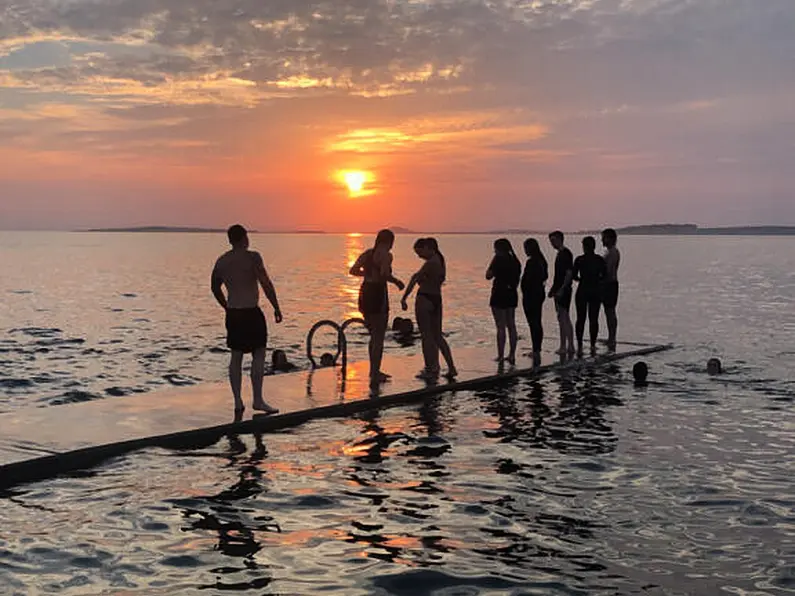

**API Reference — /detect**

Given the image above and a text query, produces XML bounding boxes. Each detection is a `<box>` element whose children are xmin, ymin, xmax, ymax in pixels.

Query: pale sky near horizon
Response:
<box><xmin>1</xmin><ymin>0</ymin><xmax>793</xmax><ymax>232</ymax></box>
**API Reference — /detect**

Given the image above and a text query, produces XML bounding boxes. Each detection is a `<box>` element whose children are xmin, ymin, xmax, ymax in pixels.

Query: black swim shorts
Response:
<box><xmin>602</xmin><ymin>281</ymin><xmax>619</xmax><ymax>309</ymax></box>
<box><xmin>225</xmin><ymin>307</ymin><xmax>268</xmax><ymax>353</ymax></box>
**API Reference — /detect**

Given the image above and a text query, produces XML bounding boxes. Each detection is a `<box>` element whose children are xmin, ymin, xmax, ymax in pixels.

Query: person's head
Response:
<box><xmin>548</xmin><ymin>230</ymin><xmax>564</xmax><ymax>250</ymax></box>
<box><xmin>633</xmin><ymin>361</ymin><xmax>648</xmax><ymax>384</ymax></box>
<box><xmin>413</xmin><ymin>237</ymin><xmax>431</xmax><ymax>259</ymax></box>
<box><xmin>227</xmin><ymin>224</ymin><xmax>249</xmax><ymax>249</ymax></box>
<box><xmin>524</xmin><ymin>237</ymin><xmax>542</xmax><ymax>259</ymax></box>
<box><xmin>494</xmin><ymin>238</ymin><xmax>514</xmax><ymax>256</ymax></box>
<box><xmin>707</xmin><ymin>358</ymin><xmax>722</xmax><ymax>375</ymax></box>
<box><xmin>374</xmin><ymin>228</ymin><xmax>395</xmax><ymax>251</ymax></box>
<box><xmin>582</xmin><ymin>236</ymin><xmax>596</xmax><ymax>254</ymax></box>
<box><xmin>271</xmin><ymin>349</ymin><xmax>289</xmax><ymax>370</ymax></box>
<box><xmin>602</xmin><ymin>228</ymin><xmax>617</xmax><ymax>248</ymax></box>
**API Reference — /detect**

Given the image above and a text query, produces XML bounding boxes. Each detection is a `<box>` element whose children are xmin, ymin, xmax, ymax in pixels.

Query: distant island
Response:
<box><xmin>576</xmin><ymin>224</ymin><xmax>795</xmax><ymax>236</ymax></box>
<box><xmin>80</xmin><ymin>226</ymin><xmax>326</xmax><ymax>234</ymax></box>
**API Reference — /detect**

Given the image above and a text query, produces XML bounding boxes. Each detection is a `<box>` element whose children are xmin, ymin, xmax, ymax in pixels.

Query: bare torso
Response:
<box><xmin>212</xmin><ymin>249</ymin><xmax>263</xmax><ymax>309</ymax></box>
<box><xmin>604</xmin><ymin>246</ymin><xmax>621</xmax><ymax>282</ymax></box>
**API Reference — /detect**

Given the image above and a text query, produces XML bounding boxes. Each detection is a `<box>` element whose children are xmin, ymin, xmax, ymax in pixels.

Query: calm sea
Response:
<box><xmin>0</xmin><ymin>232</ymin><xmax>793</xmax><ymax>595</ymax></box>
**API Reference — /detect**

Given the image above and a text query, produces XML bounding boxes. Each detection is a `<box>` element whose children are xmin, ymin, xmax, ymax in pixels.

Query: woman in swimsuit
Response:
<box><xmin>486</xmin><ymin>238</ymin><xmax>521</xmax><ymax>365</ymax></box>
<box><xmin>401</xmin><ymin>238</ymin><xmax>457</xmax><ymax>380</ymax></box>
<box><xmin>350</xmin><ymin>229</ymin><xmax>404</xmax><ymax>386</ymax></box>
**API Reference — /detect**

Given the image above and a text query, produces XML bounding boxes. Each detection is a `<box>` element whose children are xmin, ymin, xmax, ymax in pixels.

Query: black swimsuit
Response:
<box><xmin>358</xmin><ymin>249</ymin><xmax>389</xmax><ymax>316</ymax></box>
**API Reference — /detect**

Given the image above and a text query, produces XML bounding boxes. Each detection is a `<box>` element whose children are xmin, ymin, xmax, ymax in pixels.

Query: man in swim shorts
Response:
<box><xmin>212</xmin><ymin>224</ymin><xmax>283</xmax><ymax>414</ymax></box>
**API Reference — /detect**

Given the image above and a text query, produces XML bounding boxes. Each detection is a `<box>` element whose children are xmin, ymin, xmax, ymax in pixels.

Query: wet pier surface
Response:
<box><xmin>0</xmin><ymin>342</ymin><xmax>671</xmax><ymax>489</ymax></box>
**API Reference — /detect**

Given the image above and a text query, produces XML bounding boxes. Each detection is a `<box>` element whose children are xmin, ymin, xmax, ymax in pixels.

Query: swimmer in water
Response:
<box><xmin>707</xmin><ymin>358</ymin><xmax>723</xmax><ymax>375</ymax></box>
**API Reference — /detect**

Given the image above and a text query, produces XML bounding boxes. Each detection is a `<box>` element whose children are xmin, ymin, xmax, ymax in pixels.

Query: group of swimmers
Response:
<box><xmin>211</xmin><ymin>224</ymin><xmax>621</xmax><ymax>411</ymax></box>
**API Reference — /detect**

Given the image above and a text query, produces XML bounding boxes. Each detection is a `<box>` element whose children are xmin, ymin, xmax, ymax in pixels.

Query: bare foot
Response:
<box><xmin>252</xmin><ymin>401</ymin><xmax>279</xmax><ymax>415</ymax></box>
<box><xmin>445</xmin><ymin>368</ymin><xmax>458</xmax><ymax>379</ymax></box>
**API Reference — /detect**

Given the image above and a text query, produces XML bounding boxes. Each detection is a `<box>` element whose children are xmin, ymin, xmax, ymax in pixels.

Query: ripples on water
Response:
<box><xmin>1</xmin><ymin>233</ymin><xmax>794</xmax><ymax>594</ymax></box>
<box><xmin>1</xmin><ymin>364</ymin><xmax>793</xmax><ymax>595</ymax></box>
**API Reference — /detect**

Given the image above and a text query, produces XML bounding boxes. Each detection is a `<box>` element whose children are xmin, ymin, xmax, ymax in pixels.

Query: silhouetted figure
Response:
<box><xmin>573</xmin><ymin>236</ymin><xmax>607</xmax><ymax>356</ymax></box>
<box><xmin>271</xmin><ymin>349</ymin><xmax>296</xmax><ymax>372</ymax></box>
<box><xmin>487</xmin><ymin>238</ymin><xmax>521</xmax><ymax>365</ymax></box>
<box><xmin>548</xmin><ymin>231</ymin><xmax>575</xmax><ymax>355</ymax></box>
<box><xmin>601</xmin><ymin>228</ymin><xmax>621</xmax><ymax>351</ymax></box>
<box><xmin>350</xmin><ymin>229</ymin><xmax>405</xmax><ymax>387</ymax></box>
<box><xmin>633</xmin><ymin>361</ymin><xmax>649</xmax><ymax>386</ymax></box>
<box><xmin>401</xmin><ymin>238</ymin><xmax>457</xmax><ymax>379</ymax></box>
<box><xmin>319</xmin><ymin>353</ymin><xmax>336</xmax><ymax>367</ymax></box>
<box><xmin>521</xmin><ymin>238</ymin><xmax>548</xmax><ymax>366</ymax></box>
<box><xmin>707</xmin><ymin>358</ymin><xmax>723</xmax><ymax>375</ymax></box>
<box><xmin>211</xmin><ymin>224</ymin><xmax>282</xmax><ymax>414</ymax></box>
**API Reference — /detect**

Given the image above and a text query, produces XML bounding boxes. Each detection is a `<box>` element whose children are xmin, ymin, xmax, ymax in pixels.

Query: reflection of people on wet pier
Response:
<box><xmin>171</xmin><ymin>431</ymin><xmax>278</xmax><ymax>589</ymax></box>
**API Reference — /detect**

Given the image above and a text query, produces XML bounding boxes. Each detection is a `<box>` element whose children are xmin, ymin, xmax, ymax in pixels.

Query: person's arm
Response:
<box><xmin>211</xmin><ymin>265</ymin><xmax>227</xmax><ymax>309</ymax></box>
<box><xmin>572</xmin><ymin>257</ymin><xmax>581</xmax><ymax>282</ymax></box>
<box><xmin>253</xmin><ymin>252</ymin><xmax>283</xmax><ymax>323</ymax></box>
<box><xmin>349</xmin><ymin>252</ymin><xmax>367</xmax><ymax>277</ymax></box>
<box><xmin>400</xmin><ymin>272</ymin><xmax>420</xmax><ymax>310</ymax></box>
<box><xmin>383</xmin><ymin>253</ymin><xmax>405</xmax><ymax>290</ymax></box>
<box><xmin>486</xmin><ymin>258</ymin><xmax>496</xmax><ymax>280</ymax></box>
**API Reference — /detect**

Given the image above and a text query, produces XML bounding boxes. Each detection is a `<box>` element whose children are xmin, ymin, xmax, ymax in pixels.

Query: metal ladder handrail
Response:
<box><xmin>306</xmin><ymin>317</ymin><xmax>368</xmax><ymax>373</ymax></box>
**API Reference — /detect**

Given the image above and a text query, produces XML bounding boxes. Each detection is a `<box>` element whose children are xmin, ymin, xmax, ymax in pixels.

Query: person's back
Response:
<box><xmin>213</xmin><ymin>249</ymin><xmax>261</xmax><ymax>309</ymax></box>
<box><xmin>604</xmin><ymin>245</ymin><xmax>621</xmax><ymax>283</ymax></box>
<box><xmin>574</xmin><ymin>252</ymin><xmax>607</xmax><ymax>295</ymax></box>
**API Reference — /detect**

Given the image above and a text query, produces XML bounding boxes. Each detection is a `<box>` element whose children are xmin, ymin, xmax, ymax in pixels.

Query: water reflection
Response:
<box><xmin>168</xmin><ymin>431</ymin><xmax>278</xmax><ymax>591</ymax></box>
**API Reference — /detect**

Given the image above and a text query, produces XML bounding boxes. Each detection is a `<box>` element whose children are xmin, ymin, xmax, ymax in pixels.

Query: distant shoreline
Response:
<box><xmin>69</xmin><ymin>224</ymin><xmax>795</xmax><ymax>236</ymax></box>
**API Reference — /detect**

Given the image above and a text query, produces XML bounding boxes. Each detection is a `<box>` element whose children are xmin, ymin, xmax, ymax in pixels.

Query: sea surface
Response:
<box><xmin>0</xmin><ymin>232</ymin><xmax>793</xmax><ymax>595</ymax></box>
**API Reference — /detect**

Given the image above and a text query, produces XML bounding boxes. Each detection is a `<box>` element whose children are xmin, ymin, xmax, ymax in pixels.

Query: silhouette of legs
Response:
<box><xmin>367</xmin><ymin>312</ymin><xmax>389</xmax><ymax>385</ymax></box>
<box><xmin>522</xmin><ymin>295</ymin><xmax>544</xmax><ymax>358</ymax></box>
<box><xmin>575</xmin><ymin>291</ymin><xmax>588</xmax><ymax>354</ymax></box>
<box><xmin>251</xmin><ymin>348</ymin><xmax>277</xmax><ymax>413</ymax></box>
<box><xmin>415</xmin><ymin>296</ymin><xmax>439</xmax><ymax>374</ymax></box>
<box><xmin>588</xmin><ymin>298</ymin><xmax>601</xmax><ymax>351</ymax></box>
<box><xmin>555</xmin><ymin>301</ymin><xmax>575</xmax><ymax>355</ymax></box>
<box><xmin>432</xmin><ymin>301</ymin><xmax>456</xmax><ymax>376</ymax></box>
<box><xmin>229</xmin><ymin>350</ymin><xmax>244</xmax><ymax>410</ymax></box>
<box><xmin>492</xmin><ymin>307</ymin><xmax>517</xmax><ymax>365</ymax></box>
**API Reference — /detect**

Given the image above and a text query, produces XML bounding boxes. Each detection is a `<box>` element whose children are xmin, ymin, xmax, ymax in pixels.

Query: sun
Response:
<box><xmin>335</xmin><ymin>169</ymin><xmax>375</xmax><ymax>198</ymax></box>
<box><xmin>344</xmin><ymin>171</ymin><xmax>366</xmax><ymax>193</ymax></box>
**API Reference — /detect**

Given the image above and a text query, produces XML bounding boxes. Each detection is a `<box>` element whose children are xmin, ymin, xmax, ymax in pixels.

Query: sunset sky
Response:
<box><xmin>1</xmin><ymin>0</ymin><xmax>793</xmax><ymax>232</ymax></box>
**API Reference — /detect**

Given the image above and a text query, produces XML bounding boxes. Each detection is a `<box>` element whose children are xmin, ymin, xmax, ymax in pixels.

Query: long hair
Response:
<box><xmin>494</xmin><ymin>238</ymin><xmax>520</xmax><ymax>270</ymax></box>
<box><xmin>374</xmin><ymin>228</ymin><xmax>395</xmax><ymax>249</ymax></box>
<box><xmin>524</xmin><ymin>237</ymin><xmax>548</xmax><ymax>280</ymax></box>
<box><xmin>425</xmin><ymin>237</ymin><xmax>446</xmax><ymax>283</ymax></box>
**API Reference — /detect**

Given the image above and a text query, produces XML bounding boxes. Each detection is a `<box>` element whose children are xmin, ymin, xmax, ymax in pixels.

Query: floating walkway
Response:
<box><xmin>0</xmin><ymin>342</ymin><xmax>672</xmax><ymax>490</ymax></box>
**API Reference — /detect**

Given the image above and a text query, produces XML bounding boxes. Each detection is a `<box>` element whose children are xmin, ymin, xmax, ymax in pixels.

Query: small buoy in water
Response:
<box><xmin>319</xmin><ymin>352</ymin><xmax>336</xmax><ymax>367</ymax></box>
<box><xmin>271</xmin><ymin>349</ymin><xmax>296</xmax><ymax>372</ymax></box>
<box><xmin>707</xmin><ymin>358</ymin><xmax>722</xmax><ymax>375</ymax></box>
<box><xmin>632</xmin><ymin>361</ymin><xmax>648</xmax><ymax>385</ymax></box>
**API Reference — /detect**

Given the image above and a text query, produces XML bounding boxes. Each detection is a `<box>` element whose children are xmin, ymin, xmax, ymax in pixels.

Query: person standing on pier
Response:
<box><xmin>211</xmin><ymin>224</ymin><xmax>282</xmax><ymax>415</ymax></box>
<box><xmin>350</xmin><ymin>229</ymin><xmax>405</xmax><ymax>387</ymax></box>
<box><xmin>487</xmin><ymin>238</ymin><xmax>521</xmax><ymax>365</ymax></box>
<box><xmin>601</xmin><ymin>228</ymin><xmax>621</xmax><ymax>351</ymax></box>
<box><xmin>521</xmin><ymin>238</ymin><xmax>548</xmax><ymax>366</ymax></box>
<box><xmin>401</xmin><ymin>237</ymin><xmax>457</xmax><ymax>380</ymax></box>
<box><xmin>573</xmin><ymin>236</ymin><xmax>607</xmax><ymax>356</ymax></box>
<box><xmin>548</xmin><ymin>231</ymin><xmax>575</xmax><ymax>355</ymax></box>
